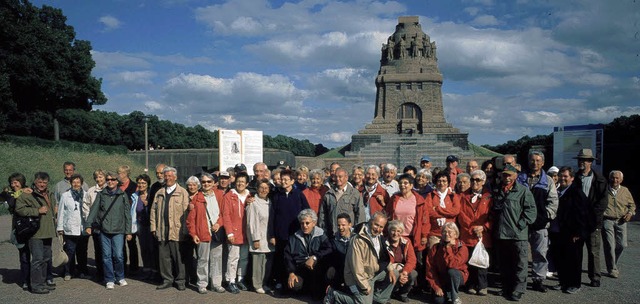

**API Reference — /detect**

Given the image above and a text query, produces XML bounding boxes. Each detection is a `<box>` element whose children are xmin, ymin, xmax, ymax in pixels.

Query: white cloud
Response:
<box><xmin>322</xmin><ymin>132</ymin><xmax>353</xmax><ymax>143</ymax></box>
<box><xmin>144</xmin><ymin>101</ymin><xmax>163</xmax><ymax>111</ymax></box>
<box><xmin>98</xmin><ymin>15</ymin><xmax>122</xmax><ymax>31</ymax></box>
<box><xmin>470</xmin><ymin>15</ymin><xmax>499</xmax><ymax>27</ymax></box>
<box><xmin>107</xmin><ymin>71</ymin><xmax>156</xmax><ymax>85</ymax></box>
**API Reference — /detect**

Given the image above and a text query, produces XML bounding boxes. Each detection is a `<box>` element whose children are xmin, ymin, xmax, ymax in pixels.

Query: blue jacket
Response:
<box><xmin>517</xmin><ymin>171</ymin><xmax>558</xmax><ymax>230</ymax></box>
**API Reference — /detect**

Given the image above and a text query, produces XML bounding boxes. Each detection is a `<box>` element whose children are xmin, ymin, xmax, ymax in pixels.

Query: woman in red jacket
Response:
<box><xmin>426</xmin><ymin>172</ymin><xmax>461</xmax><ymax>248</ymax></box>
<box><xmin>456</xmin><ymin>170</ymin><xmax>492</xmax><ymax>296</ymax></box>
<box><xmin>222</xmin><ymin>172</ymin><xmax>252</xmax><ymax>294</ymax></box>
<box><xmin>387</xmin><ymin>174</ymin><xmax>431</xmax><ymax>255</ymax></box>
<box><xmin>385</xmin><ymin>220</ymin><xmax>418</xmax><ymax>302</ymax></box>
<box><xmin>186</xmin><ymin>173</ymin><xmax>225</xmax><ymax>294</ymax></box>
<box><xmin>426</xmin><ymin>222</ymin><xmax>469</xmax><ymax>304</ymax></box>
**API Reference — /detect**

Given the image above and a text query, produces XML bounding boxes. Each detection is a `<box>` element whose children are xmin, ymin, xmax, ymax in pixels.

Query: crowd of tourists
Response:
<box><xmin>2</xmin><ymin>148</ymin><xmax>635</xmax><ymax>304</ymax></box>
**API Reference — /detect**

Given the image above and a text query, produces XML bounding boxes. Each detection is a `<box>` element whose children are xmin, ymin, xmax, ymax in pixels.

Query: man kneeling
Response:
<box><xmin>284</xmin><ymin>208</ymin><xmax>333</xmax><ymax>298</ymax></box>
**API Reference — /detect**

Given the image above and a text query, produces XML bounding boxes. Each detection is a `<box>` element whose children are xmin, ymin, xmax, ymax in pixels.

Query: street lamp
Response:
<box><xmin>144</xmin><ymin>116</ymin><xmax>150</xmax><ymax>173</ymax></box>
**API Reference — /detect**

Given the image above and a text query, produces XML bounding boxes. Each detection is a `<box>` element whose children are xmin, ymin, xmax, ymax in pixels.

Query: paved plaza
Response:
<box><xmin>0</xmin><ymin>215</ymin><xmax>637</xmax><ymax>304</ymax></box>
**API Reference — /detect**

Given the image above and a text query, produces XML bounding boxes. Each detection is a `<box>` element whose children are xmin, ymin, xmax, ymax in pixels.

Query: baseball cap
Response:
<box><xmin>446</xmin><ymin>155</ymin><xmax>459</xmax><ymax>163</ymax></box>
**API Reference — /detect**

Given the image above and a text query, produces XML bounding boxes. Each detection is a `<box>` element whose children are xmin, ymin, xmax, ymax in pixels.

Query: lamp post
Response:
<box><xmin>144</xmin><ymin>116</ymin><xmax>149</xmax><ymax>173</ymax></box>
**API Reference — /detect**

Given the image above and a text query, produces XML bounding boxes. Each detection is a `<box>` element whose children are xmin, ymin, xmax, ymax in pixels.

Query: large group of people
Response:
<box><xmin>2</xmin><ymin>148</ymin><xmax>636</xmax><ymax>304</ymax></box>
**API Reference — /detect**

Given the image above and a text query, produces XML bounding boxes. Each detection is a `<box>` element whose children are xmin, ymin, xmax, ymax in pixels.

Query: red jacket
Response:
<box><xmin>222</xmin><ymin>190</ymin><xmax>251</xmax><ymax>245</ymax></box>
<box><xmin>456</xmin><ymin>189</ymin><xmax>492</xmax><ymax>248</ymax></box>
<box><xmin>186</xmin><ymin>192</ymin><xmax>224</xmax><ymax>242</ymax></box>
<box><xmin>302</xmin><ymin>185</ymin><xmax>328</xmax><ymax>214</ymax></box>
<box><xmin>385</xmin><ymin>236</ymin><xmax>417</xmax><ymax>274</ymax></box>
<box><xmin>425</xmin><ymin>240</ymin><xmax>469</xmax><ymax>291</ymax></box>
<box><xmin>365</xmin><ymin>183</ymin><xmax>390</xmax><ymax>217</ymax></box>
<box><xmin>448</xmin><ymin>167</ymin><xmax>464</xmax><ymax>189</ymax></box>
<box><xmin>426</xmin><ymin>190</ymin><xmax>461</xmax><ymax>238</ymax></box>
<box><xmin>387</xmin><ymin>191</ymin><xmax>431</xmax><ymax>251</ymax></box>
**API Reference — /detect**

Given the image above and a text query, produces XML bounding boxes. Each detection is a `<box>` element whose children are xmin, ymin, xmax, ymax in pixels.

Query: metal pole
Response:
<box><xmin>144</xmin><ymin>117</ymin><xmax>149</xmax><ymax>173</ymax></box>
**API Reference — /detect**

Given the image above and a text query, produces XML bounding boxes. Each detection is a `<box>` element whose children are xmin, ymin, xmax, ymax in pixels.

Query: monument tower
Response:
<box><xmin>346</xmin><ymin>16</ymin><xmax>472</xmax><ymax>167</ymax></box>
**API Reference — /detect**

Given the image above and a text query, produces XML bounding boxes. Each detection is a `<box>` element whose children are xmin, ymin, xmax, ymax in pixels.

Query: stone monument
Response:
<box><xmin>346</xmin><ymin>16</ymin><xmax>472</xmax><ymax>168</ymax></box>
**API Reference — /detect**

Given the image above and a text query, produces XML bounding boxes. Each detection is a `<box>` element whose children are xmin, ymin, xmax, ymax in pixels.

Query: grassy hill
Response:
<box><xmin>0</xmin><ymin>137</ymin><xmax>147</xmax><ymax>215</ymax></box>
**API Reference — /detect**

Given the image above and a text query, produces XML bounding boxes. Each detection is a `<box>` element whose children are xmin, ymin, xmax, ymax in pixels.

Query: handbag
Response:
<box><xmin>14</xmin><ymin>215</ymin><xmax>40</xmax><ymax>243</ymax></box>
<box><xmin>468</xmin><ymin>237</ymin><xmax>490</xmax><ymax>269</ymax></box>
<box><xmin>205</xmin><ymin>204</ymin><xmax>226</xmax><ymax>243</ymax></box>
<box><xmin>52</xmin><ymin>235</ymin><xmax>68</xmax><ymax>267</ymax></box>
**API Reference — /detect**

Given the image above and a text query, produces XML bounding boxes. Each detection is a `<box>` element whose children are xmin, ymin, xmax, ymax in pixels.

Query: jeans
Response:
<box><xmin>18</xmin><ymin>244</ymin><xmax>31</xmax><ymax>286</ymax></box>
<box><xmin>602</xmin><ymin>219</ymin><xmax>628</xmax><ymax>273</ymax></box>
<box><xmin>63</xmin><ymin>235</ymin><xmax>89</xmax><ymax>276</ymax></box>
<box><xmin>433</xmin><ymin>269</ymin><xmax>464</xmax><ymax>304</ymax></box>
<box><xmin>100</xmin><ymin>233</ymin><xmax>125</xmax><ymax>283</ymax></box>
<box><xmin>92</xmin><ymin>232</ymin><xmax>103</xmax><ymax>278</ymax></box>
<box><xmin>123</xmin><ymin>234</ymin><xmax>139</xmax><ymax>273</ymax></box>
<box><xmin>391</xmin><ymin>269</ymin><xmax>417</xmax><ymax>298</ymax></box>
<box><xmin>28</xmin><ymin>238</ymin><xmax>52</xmax><ymax>291</ymax></box>
<box><xmin>529</xmin><ymin>229</ymin><xmax>549</xmax><ymax>281</ymax></box>
<box><xmin>137</xmin><ymin>224</ymin><xmax>156</xmax><ymax>270</ymax></box>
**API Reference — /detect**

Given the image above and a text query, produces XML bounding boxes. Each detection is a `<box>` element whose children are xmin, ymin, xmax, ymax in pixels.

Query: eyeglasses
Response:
<box><xmin>471</xmin><ymin>178</ymin><xmax>484</xmax><ymax>183</ymax></box>
<box><xmin>106</xmin><ymin>178</ymin><xmax>118</xmax><ymax>181</ymax></box>
<box><xmin>201</xmin><ymin>180</ymin><xmax>213</xmax><ymax>184</ymax></box>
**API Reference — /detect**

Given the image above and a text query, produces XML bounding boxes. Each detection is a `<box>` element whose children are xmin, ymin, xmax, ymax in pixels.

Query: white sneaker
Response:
<box><xmin>106</xmin><ymin>282</ymin><xmax>115</xmax><ymax>290</ymax></box>
<box><xmin>118</xmin><ymin>279</ymin><xmax>128</xmax><ymax>286</ymax></box>
<box><xmin>64</xmin><ymin>275</ymin><xmax>71</xmax><ymax>281</ymax></box>
<box><xmin>453</xmin><ymin>298</ymin><xmax>462</xmax><ymax>304</ymax></box>
<box><xmin>255</xmin><ymin>288</ymin><xmax>265</xmax><ymax>294</ymax></box>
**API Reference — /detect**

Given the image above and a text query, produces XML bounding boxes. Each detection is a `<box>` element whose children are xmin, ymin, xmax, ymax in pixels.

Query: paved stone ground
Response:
<box><xmin>0</xmin><ymin>214</ymin><xmax>638</xmax><ymax>304</ymax></box>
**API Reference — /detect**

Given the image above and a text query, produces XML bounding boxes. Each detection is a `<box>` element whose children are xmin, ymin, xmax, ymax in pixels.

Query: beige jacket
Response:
<box><xmin>150</xmin><ymin>185</ymin><xmax>190</xmax><ymax>241</ymax></box>
<box><xmin>604</xmin><ymin>185</ymin><xmax>636</xmax><ymax>219</ymax></box>
<box><xmin>344</xmin><ymin>223</ymin><xmax>392</xmax><ymax>292</ymax></box>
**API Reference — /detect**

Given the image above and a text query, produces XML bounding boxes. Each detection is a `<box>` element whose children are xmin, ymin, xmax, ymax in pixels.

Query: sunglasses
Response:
<box><xmin>201</xmin><ymin>180</ymin><xmax>214</xmax><ymax>184</ymax></box>
<box><xmin>106</xmin><ymin>178</ymin><xmax>118</xmax><ymax>181</ymax></box>
<box><xmin>471</xmin><ymin>178</ymin><xmax>483</xmax><ymax>182</ymax></box>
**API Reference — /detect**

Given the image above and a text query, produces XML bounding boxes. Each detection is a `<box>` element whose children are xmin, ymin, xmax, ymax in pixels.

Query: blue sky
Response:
<box><xmin>31</xmin><ymin>0</ymin><xmax>640</xmax><ymax>147</ymax></box>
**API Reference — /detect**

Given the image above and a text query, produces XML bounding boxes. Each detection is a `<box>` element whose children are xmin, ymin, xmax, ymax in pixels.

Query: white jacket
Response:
<box><xmin>57</xmin><ymin>190</ymin><xmax>90</xmax><ymax>236</ymax></box>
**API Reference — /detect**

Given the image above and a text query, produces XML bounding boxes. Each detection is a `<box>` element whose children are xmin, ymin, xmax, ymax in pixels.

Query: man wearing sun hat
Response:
<box><xmin>573</xmin><ymin>148</ymin><xmax>608</xmax><ymax>287</ymax></box>
<box><xmin>491</xmin><ymin>164</ymin><xmax>537</xmax><ymax>301</ymax></box>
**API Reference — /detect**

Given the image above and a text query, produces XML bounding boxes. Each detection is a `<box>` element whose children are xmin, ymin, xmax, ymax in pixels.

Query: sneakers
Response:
<box><xmin>255</xmin><ymin>288</ymin><xmax>265</xmax><ymax>294</ymax></box>
<box><xmin>236</xmin><ymin>281</ymin><xmax>248</xmax><ymax>291</ymax></box>
<box><xmin>64</xmin><ymin>274</ymin><xmax>71</xmax><ymax>281</ymax></box>
<box><xmin>106</xmin><ymin>282</ymin><xmax>115</xmax><ymax>290</ymax></box>
<box><xmin>198</xmin><ymin>287</ymin><xmax>207</xmax><ymax>294</ymax></box>
<box><xmin>609</xmin><ymin>270</ymin><xmax>619</xmax><ymax>278</ymax></box>
<box><xmin>532</xmin><ymin>281</ymin><xmax>547</xmax><ymax>293</ymax></box>
<box><xmin>118</xmin><ymin>279</ymin><xmax>128</xmax><ymax>286</ymax></box>
<box><xmin>323</xmin><ymin>286</ymin><xmax>335</xmax><ymax>304</ymax></box>
<box><xmin>227</xmin><ymin>283</ymin><xmax>240</xmax><ymax>294</ymax></box>
<box><xmin>477</xmin><ymin>288</ymin><xmax>488</xmax><ymax>296</ymax></box>
<box><xmin>212</xmin><ymin>285</ymin><xmax>226</xmax><ymax>293</ymax></box>
<box><xmin>453</xmin><ymin>298</ymin><xmax>462</xmax><ymax>304</ymax></box>
<box><xmin>550</xmin><ymin>284</ymin><xmax>563</xmax><ymax>291</ymax></box>
<box><xmin>565</xmin><ymin>287</ymin><xmax>580</xmax><ymax>294</ymax></box>
<box><xmin>46</xmin><ymin>279</ymin><xmax>56</xmax><ymax>287</ymax></box>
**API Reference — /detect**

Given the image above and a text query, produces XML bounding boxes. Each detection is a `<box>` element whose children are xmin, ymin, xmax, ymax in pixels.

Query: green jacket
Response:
<box><xmin>85</xmin><ymin>188</ymin><xmax>132</xmax><ymax>235</ymax></box>
<box><xmin>491</xmin><ymin>182</ymin><xmax>537</xmax><ymax>241</ymax></box>
<box><xmin>15</xmin><ymin>190</ymin><xmax>57</xmax><ymax>239</ymax></box>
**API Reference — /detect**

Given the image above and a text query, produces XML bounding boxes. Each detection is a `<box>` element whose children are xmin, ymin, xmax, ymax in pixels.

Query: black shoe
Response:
<box><xmin>22</xmin><ymin>283</ymin><xmax>29</xmax><ymax>291</ymax></box>
<box><xmin>496</xmin><ymin>289</ymin><xmax>509</xmax><ymax>297</ymax></box>
<box><xmin>31</xmin><ymin>288</ymin><xmax>50</xmax><ymax>294</ymax></box>
<box><xmin>176</xmin><ymin>285</ymin><xmax>186</xmax><ymax>291</ymax></box>
<box><xmin>590</xmin><ymin>280</ymin><xmax>600</xmax><ymax>287</ymax></box>
<box><xmin>46</xmin><ymin>280</ymin><xmax>56</xmax><ymax>287</ymax></box>
<box><xmin>509</xmin><ymin>291</ymin><xmax>523</xmax><ymax>301</ymax></box>
<box><xmin>44</xmin><ymin>284</ymin><xmax>56</xmax><ymax>291</ymax></box>
<box><xmin>156</xmin><ymin>283</ymin><xmax>172</xmax><ymax>290</ymax></box>
<box><xmin>227</xmin><ymin>283</ymin><xmax>240</xmax><ymax>294</ymax></box>
<box><xmin>532</xmin><ymin>281</ymin><xmax>547</xmax><ymax>293</ymax></box>
<box><xmin>236</xmin><ymin>281</ymin><xmax>248</xmax><ymax>291</ymax></box>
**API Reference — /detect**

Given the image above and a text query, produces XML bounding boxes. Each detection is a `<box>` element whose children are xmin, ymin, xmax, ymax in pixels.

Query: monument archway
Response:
<box><xmin>396</xmin><ymin>102</ymin><xmax>422</xmax><ymax>134</ymax></box>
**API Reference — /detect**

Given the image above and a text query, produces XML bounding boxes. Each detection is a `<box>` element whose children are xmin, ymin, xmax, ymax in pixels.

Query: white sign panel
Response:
<box><xmin>218</xmin><ymin>129</ymin><xmax>263</xmax><ymax>176</ymax></box>
<box><xmin>553</xmin><ymin>124</ymin><xmax>604</xmax><ymax>174</ymax></box>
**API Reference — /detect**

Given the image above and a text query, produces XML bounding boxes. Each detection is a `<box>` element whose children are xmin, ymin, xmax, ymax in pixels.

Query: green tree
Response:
<box><xmin>0</xmin><ymin>0</ymin><xmax>106</xmax><ymax>134</ymax></box>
